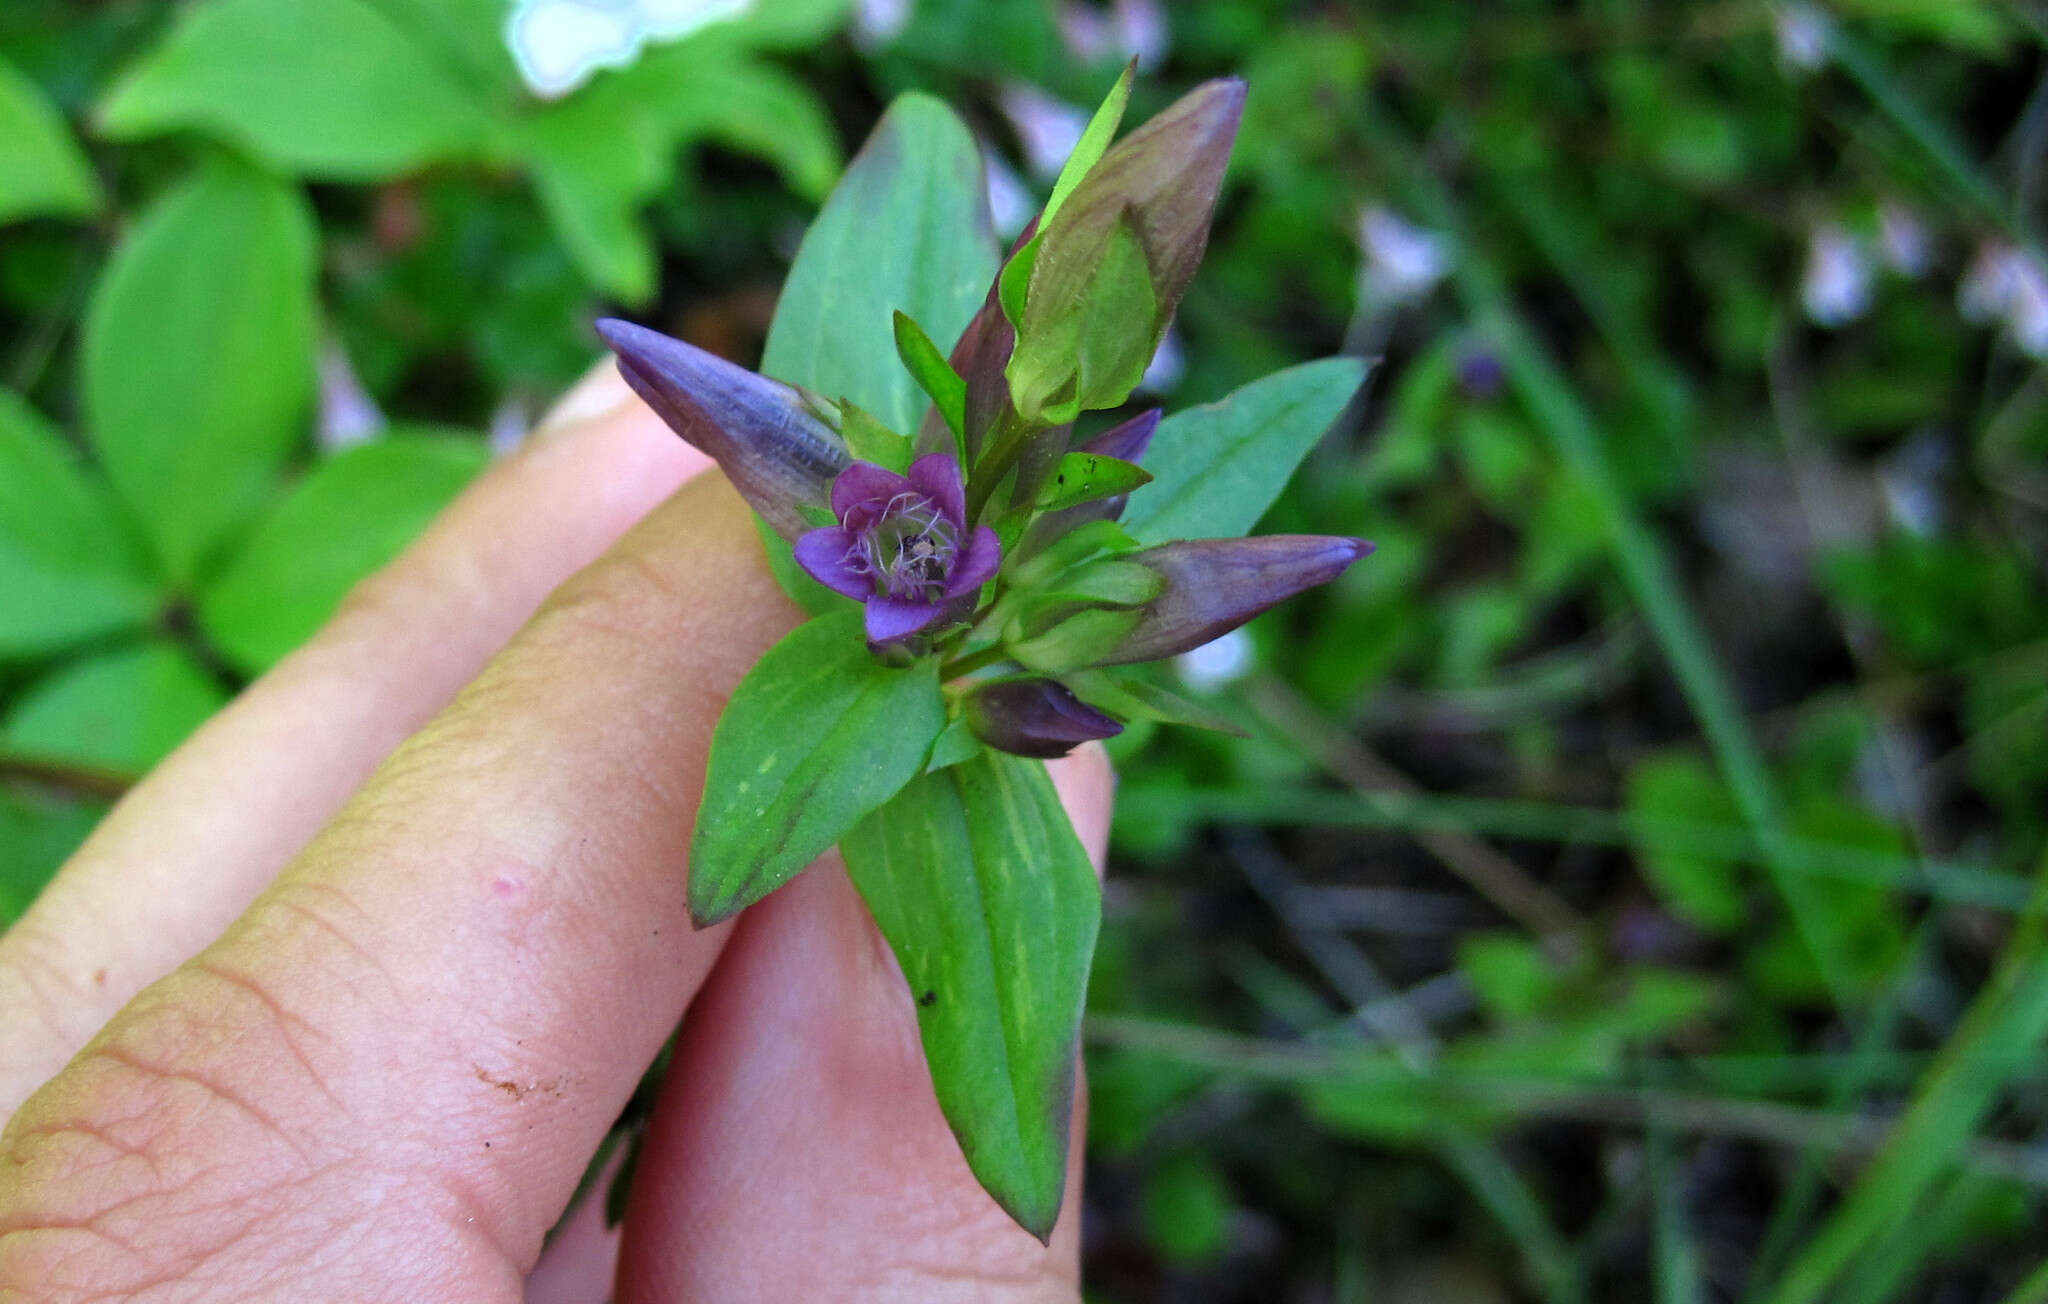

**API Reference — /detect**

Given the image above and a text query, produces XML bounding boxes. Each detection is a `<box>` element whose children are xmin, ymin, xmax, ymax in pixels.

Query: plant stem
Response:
<box><xmin>941</xmin><ymin>646</ymin><xmax>1011</xmax><ymax>679</ymax></box>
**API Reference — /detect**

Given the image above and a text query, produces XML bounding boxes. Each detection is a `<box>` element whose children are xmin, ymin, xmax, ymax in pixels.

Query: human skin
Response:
<box><xmin>0</xmin><ymin>365</ymin><xmax>1113</xmax><ymax>1302</ymax></box>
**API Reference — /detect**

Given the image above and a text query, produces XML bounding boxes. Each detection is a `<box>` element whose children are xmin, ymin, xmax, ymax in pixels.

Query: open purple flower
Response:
<box><xmin>795</xmin><ymin>454</ymin><xmax>1003</xmax><ymax>645</ymax></box>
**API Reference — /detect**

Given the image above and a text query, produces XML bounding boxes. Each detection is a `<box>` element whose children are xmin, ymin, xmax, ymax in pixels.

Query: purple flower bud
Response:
<box><xmin>795</xmin><ymin>453</ymin><xmax>1003</xmax><ymax>645</ymax></box>
<box><xmin>1007</xmin><ymin>78</ymin><xmax>1245</xmax><ymax>423</ymax></box>
<box><xmin>963</xmin><ymin>677</ymin><xmax>1124</xmax><ymax>758</ymax></box>
<box><xmin>1094</xmin><ymin>534</ymin><xmax>1373</xmax><ymax>665</ymax></box>
<box><xmin>596</xmin><ymin>319</ymin><xmax>850</xmax><ymax>539</ymax></box>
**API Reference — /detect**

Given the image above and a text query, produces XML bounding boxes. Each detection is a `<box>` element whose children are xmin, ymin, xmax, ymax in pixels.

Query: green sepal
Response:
<box><xmin>839</xmin><ymin>399</ymin><xmax>913</xmax><ymax>472</ymax></box>
<box><xmin>1007</xmin><ymin>606</ymin><xmax>1142</xmax><ymax>673</ymax></box>
<box><xmin>892</xmin><ymin>310</ymin><xmax>969</xmax><ymax>456</ymax></box>
<box><xmin>924</xmin><ymin>715</ymin><xmax>984</xmax><ymax>773</ymax></box>
<box><xmin>1064</xmin><ymin>669</ymin><xmax>1248</xmax><ymax>736</ymax></box>
<box><xmin>689</xmin><ymin>608</ymin><xmax>947</xmax><ymax>925</ymax></box>
<box><xmin>998</xmin><ymin>233</ymin><xmax>1039</xmax><ymax>327</ymax></box>
<box><xmin>1036</xmin><ymin>451</ymin><xmax>1152</xmax><ymax>513</ymax></box>
<box><xmin>1040</xmin><ymin>60</ymin><xmax>1136</xmax><ymax>230</ymax></box>
<box><xmin>840</xmin><ymin>750</ymin><xmax>1101</xmax><ymax>1241</ymax></box>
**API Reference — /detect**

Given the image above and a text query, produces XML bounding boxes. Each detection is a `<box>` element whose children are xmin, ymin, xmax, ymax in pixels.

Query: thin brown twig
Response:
<box><xmin>0</xmin><ymin>755</ymin><xmax>135</xmax><ymax>801</ymax></box>
<box><xmin>1242</xmin><ymin>674</ymin><xmax>1588</xmax><ymax>940</ymax></box>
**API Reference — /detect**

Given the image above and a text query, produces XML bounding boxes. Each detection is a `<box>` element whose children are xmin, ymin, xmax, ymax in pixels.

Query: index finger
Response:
<box><xmin>0</xmin><ymin>472</ymin><xmax>798</xmax><ymax>1300</ymax></box>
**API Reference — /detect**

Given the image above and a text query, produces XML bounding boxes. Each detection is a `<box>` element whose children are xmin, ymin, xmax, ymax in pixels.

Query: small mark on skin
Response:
<box><xmin>919</xmin><ymin>989</ymin><xmax>938</xmax><ymax>1007</ymax></box>
<box><xmin>92</xmin><ymin>968</ymin><xmax>108</xmax><ymax>987</ymax></box>
<box><xmin>475</xmin><ymin>1066</ymin><xmax>568</xmax><ymax>1101</ymax></box>
<box><xmin>492</xmin><ymin>876</ymin><xmax>525</xmax><ymax>899</ymax></box>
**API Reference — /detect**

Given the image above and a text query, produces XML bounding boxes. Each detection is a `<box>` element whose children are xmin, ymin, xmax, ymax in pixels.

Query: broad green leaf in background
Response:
<box><xmin>1121</xmin><ymin>357</ymin><xmax>1366</xmax><ymax>544</ymax></box>
<box><xmin>522</xmin><ymin>47</ymin><xmax>840</xmax><ymax>301</ymax></box>
<box><xmin>0</xmin><ymin>786</ymin><xmax>103</xmax><ymax>922</ymax></box>
<box><xmin>0</xmin><ymin>55</ymin><xmax>101</xmax><ymax>225</ymax></box>
<box><xmin>1626</xmin><ymin>753</ymin><xmax>1748</xmax><ymax>932</ymax></box>
<box><xmin>2</xmin><ymin>642</ymin><xmax>226</xmax><ymax>776</ymax></box>
<box><xmin>98</xmin><ymin>0</ymin><xmax>502</xmax><ymax>180</ymax></box>
<box><xmin>198</xmin><ymin>433</ymin><xmax>489</xmax><ymax>674</ymax></box>
<box><xmin>690</xmin><ymin>609</ymin><xmax>947</xmax><ymax>924</ymax></box>
<box><xmin>81</xmin><ymin>161</ymin><xmax>318</xmax><ymax>583</ymax></box>
<box><xmin>841</xmin><ymin>749</ymin><xmax>1101</xmax><ymax>1240</ymax></box>
<box><xmin>761</xmin><ymin>92</ymin><xmax>999</xmax><ymax>432</ymax></box>
<box><xmin>0</xmin><ymin>391</ymin><xmax>156</xmax><ymax>655</ymax></box>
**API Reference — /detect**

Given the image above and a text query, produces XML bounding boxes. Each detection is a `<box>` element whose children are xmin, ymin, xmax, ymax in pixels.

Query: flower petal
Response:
<box><xmin>596</xmin><ymin>319</ymin><xmax>848</xmax><ymax>539</ymax></box>
<box><xmin>943</xmin><ymin>525</ymin><xmax>1003</xmax><ymax>598</ymax></box>
<box><xmin>907</xmin><ymin>453</ymin><xmax>968</xmax><ymax>527</ymax></box>
<box><xmin>1094</xmin><ymin>535</ymin><xmax>1374</xmax><ymax>666</ymax></box>
<box><xmin>831</xmin><ymin>461</ymin><xmax>912</xmax><ymax>518</ymax></box>
<box><xmin>865</xmin><ymin>595</ymin><xmax>944</xmax><ymax>644</ymax></box>
<box><xmin>793</xmin><ymin>527</ymin><xmax>872</xmax><ymax>599</ymax></box>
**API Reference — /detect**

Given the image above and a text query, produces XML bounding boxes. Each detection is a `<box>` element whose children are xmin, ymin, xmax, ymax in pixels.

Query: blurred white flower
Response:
<box><xmin>998</xmin><ymin>83</ymin><xmax>1091</xmax><ymax>181</ymax></box>
<box><xmin>1878</xmin><ymin>200</ymin><xmax>1931</xmax><ymax>277</ymax></box>
<box><xmin>1775</xmin><ymin>4</ymin><xmax>1833</xmax><ymax>74</ymax></box>
<box><xmin>1800</xmin><ymin>222</ymin><xmax>1871</xmax><ymax>327</ymax></box>
<box><xmin>1140</xmin><ymin>326</ymin><xmax>1185</xmax><ymax>394</ymax></box>
<box><xmin>507</xmin><ymin>0</ymin><xmax>751</xmax><ymax>98</ymax></box>
<box><xmin>1357</xmin><ymin>206</ymin><xmax>1449</xmax><ymax>306</ymax></box>
<box><xmin>316</xmin><ymin>340</ymin><xmax>384</xmax><ymax>451</ymax></box>
<box><xmin>981</xmin><ymin>143</ymin><xmax>1037</xmax><ymax>242</ymax></box>
<box><xmin>1177</xmin><ymin>627</ymin><xmax>1256</xmax><ymax>692</ymax></box>
<box><xmin>1958</xmin><ymin>241</ymin><xmax>2048</xmax><ymax>357</ymax></box>
<box><xmin>850</xmin><ymin>0</ymin><xmax>910</xmax><ymax>50</ymax></box>
<box><xmin>1057</xmin><ymin>0</ymin><xmax>1169</xmax><ymax>71</ymax></box>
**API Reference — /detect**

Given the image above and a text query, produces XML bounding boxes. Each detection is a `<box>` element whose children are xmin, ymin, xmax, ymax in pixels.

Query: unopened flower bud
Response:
<box><xmin>963</xmin><ymin>676</ymin><xmax>1124</xmax><ymax>758</ymax></box>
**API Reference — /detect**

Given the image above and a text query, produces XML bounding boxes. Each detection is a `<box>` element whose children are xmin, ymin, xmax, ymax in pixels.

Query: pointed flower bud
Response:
<box><xmin>794</xmin><ymin>454</ymin><xmax>1003</xmax><ymax>645</ymax></box>
<box><xmin>1006</xmin><ymin>78</ymin><xmax>1245</xmax><ymax>425</ymax></box>
<box><xmin>963</xmin><ymin>677</ymin><xmax>1124</xmax><ymax>758</ymax></box>
<box><xmin>1093</xmin><ymin>534</ymin><xmax>1373</xmax><ymax>666</ymax></box>
<box><xmin>596</xmin><ymin>319</ymin><xmax>850</xmax><ymax>539</ymax></box>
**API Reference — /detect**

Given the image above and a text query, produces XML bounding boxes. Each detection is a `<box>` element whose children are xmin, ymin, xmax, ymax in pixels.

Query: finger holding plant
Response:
<box><xmin>598</xmin><ymin>66</ymin><xmax>1371</xmax><ymax>1239</ymax></box>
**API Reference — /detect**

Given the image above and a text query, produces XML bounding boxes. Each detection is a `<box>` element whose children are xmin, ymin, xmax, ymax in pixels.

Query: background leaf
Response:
<box><xmin>198</xmin><ymin>432</ymin><xmax>488</xmax><ymax>674</ymax></box>
<box><xmin>0</xmin><ymin>786</ymin><xmax>103</xmax><ymax>923</ymax></box>
<box><xmin>0</xmin><ymin>390</ymin><xmax>156</xmax><ymax>656</ymax></box>
<box><xmin>98</xmin><ymin>0</ymin><xmax>501</xmax><ymax>180</ymax></box>
<box><xmin>2</xmin><ymin>642</ymin><xmax>226</xmax><ymax>775</ymax></box>
<box><xmin>1120</xmin><ymin>356</ymin><xmax>1365</xmax><ymax>544</ymax></box>
<box><xmin>841</xmin><ymin>749</ymin><xmax>1101</xmax><ymax>1239</ymax></box>
<box><xmin>760</xmin><ymin>91</ymin><xmax>998</xmax><ymax>431</ymax></box>
<box><xmin>521</xmin><ymin>43</ymin><xmax>841</xmax><ymax>301</ymax></box>
<box><xmin>80</xmin><ymin>160</ymin><xmax>318</xmax><ymax>583</ymax></box>
<box><xmin>690</xmin><ymin>608</ymin><xmax>947</xmax><ymax>923</ymax></box>
<box><xmin>843</xmin><ymin>749</ymin><xmax>1105</xmax><ymax>1236</ymax></box>
<box><xmin>0</xmin><ymin>54</ymin><xmax>100</xmax><ymax>224</ymax></box>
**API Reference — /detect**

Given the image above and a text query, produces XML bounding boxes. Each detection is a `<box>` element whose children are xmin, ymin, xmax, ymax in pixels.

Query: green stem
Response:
<box><xmin>941</xmin><ymin>646</ymin><xmax>1012</xmax><ymax>679</ymax></box>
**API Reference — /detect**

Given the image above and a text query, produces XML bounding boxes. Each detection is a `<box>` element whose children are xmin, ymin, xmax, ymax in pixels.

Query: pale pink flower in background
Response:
<box><xmin>1878</xmin><ymin>200</ymin><xmax>1932</xmax><ymax>277</ymax></box>
<box><xmin>1057</xmin><ymin>0</ymin><xmax>1170</xmax><ymax>71</ymax></box>
<box><xmin>998</xmin><ymin>83</ymin><xmax>1091</xmax><ymax>181</ymax></box>
<box><xmin>1357</xmin><ymin>206</ymin><xmax>1450</xmax><ymax>306</ymax></box>
<box><xmin>1775</xmin><ymin>3</ymin><xmax>1832</xmax><ymax>74</ymax></box>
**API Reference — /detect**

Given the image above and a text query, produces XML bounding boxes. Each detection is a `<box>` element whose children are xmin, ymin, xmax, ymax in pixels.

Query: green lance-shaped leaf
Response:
<box><xmin>81</xmin><ymin>160</ymin><xmax>318</xmax><ymax>582</ymax></box>
<box><xmin>199</xmin><ymin>433</ymin><xmax>488</xmax><ymax>674</ymax></box>
<box><xmin>1120</xmin><ymin>356</ymin><xmax>1366</xmax><ymax>545</ymax></box>
<box><xmin>763</xmin><ymin>92</ymin><xmax>998</xmax><ymax>434</ymax></box>
<box><xmin>98</xmin><ymin>0</ymin><xmax>501</xmax><ymax>181</ymax></box>
<box><xmin>840</xmin><ymin>750</ymin><xmax>1101</xmax><ymax>1240</ymax></box>
<box><xmin>0</xmin><ymin>56</ymin><xmax>101</xmax><ymax>225</ymax></box>
<box><xmin>690</xmin><ymin>609</ymin><xmax>946</xmax><ymax>924</ymax></box>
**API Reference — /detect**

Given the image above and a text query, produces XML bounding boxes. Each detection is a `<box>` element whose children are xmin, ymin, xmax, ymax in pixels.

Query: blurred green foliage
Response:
<box><xmin>3</xmin><ymin>0</ymin><xmax>2048</xmax><ymax>1299</ymax></box>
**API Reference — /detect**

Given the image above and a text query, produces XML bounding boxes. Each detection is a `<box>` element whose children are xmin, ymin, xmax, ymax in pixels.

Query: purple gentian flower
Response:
<box><xmin>795</xmin><ymin>454</ymin><xmax>1003</xmax><ymax>645</ymax></box>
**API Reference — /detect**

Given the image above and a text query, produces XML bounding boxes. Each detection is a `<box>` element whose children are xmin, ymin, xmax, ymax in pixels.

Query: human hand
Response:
<box><xmin>0</xmin><ymin>365</ymin><xmax>1113</xmax><ymax>1302</ymax></box>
